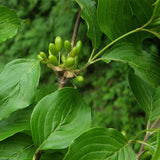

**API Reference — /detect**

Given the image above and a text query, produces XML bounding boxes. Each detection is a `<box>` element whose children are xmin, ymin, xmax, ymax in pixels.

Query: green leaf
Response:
<box><xmin>0</xmin><ymin>6</ymin><xmax>22</xmax><ymax>42</ymax></box>
<box><xmin>0</xmin><ymin>59</ymin><xmax>40</xmax><ymax>120</ymax></box>
<box><xmin>146</xmin><ymin>20</ymin><xmax>160</xmax><ymax>39</ymax></box>
<box><xmin>31</xmin><ymin>87</ymin><xmax>91</xmax><ymax>150</ymax></box>
<box><xmin>75</xmin><ymin>0</ymin><xmax>102</xmax><ymax>49</ymax></box>
<box><xmin>128</xmin><ymin>71</ymin><xmax>155</xmax><ymax>115</ymax></box>
<box><xmin>97</xmin><ymin>0</ymin><xmax>155</xmax><ymax>43</ymax></box>
<box><xmin>151</xmin><ymin>0</ymin><xmax>160</xmax><ymax>20</ymax></box>
<box><xmin>0</xmin><ymin>133</ymin><xmax>36</xmax><ymax>160</ymax></box>
<box><xmin>0</xmin><ymin>106</ymin><xmax>33</xmax><ymax>142</ymax></box>
<box><xmin>152</xmin><ymin>129</ymin><xmax>160</xmax><ymax>160</ymax></box>
<box><xmin>128</xmin><ymin>71</ymin><xmax>160</xmax><ymax>121</ymax></box>
<box><xmin>144</xmin><ymin>133</ymin><xmax>157</xmax><ymax>155</ymax></box>
<box><xmin>151</xmin><ymin>88</ymin><xmax>160</xmax><ymax>122</ymax></box>
<box><xmin>102</xmin><ymin>43</ymin><xmax>160</xmax><ymax>86</ymax></box>
<box><xmin>145</xmin><ymin>0</ymin><xmax>160</xmax><ymax>39</ymax></box>
<box><xmin>64</xmin><ymin>127</ymin><xmax>137</xmax><ymax>160</ymax></box>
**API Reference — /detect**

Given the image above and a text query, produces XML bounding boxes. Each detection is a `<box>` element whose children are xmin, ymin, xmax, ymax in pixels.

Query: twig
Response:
<box><xmin>71</xmin><ymin>9</ymin><xmax>81</xmax><ymax>47</ymax></box>
<box><xmin>88</xmin><ymin>49</ymin><xmax>95</xmax><ymax>62</ymax></box>
<box><xmin>137</xmin><ymin>116</ymin><xmax>160</xmax><ymax>159</ymax></box>
<box><xmin>137</xmin><ymin>133</ymin><xmax>151</xmax><ymax>158</ymax></box>
<box><xmin>58</xmin><ymin>8</ymin><xmax>81</xmax><ymax>89</ymax></box>
<box><xmin>33</xmin><ymin>6</ymin><xmax>82</xmax><ymax>160</ymax></box>
<box><xmin>58</xmin><ymin>74</ymin><xmax>67</xmax><ymax>89</ymax></box>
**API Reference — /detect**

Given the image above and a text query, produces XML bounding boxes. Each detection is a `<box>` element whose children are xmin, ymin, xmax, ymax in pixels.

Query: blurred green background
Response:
<box><xmin>1</xmin><ymin>0</ymin><xmax>160</xmax><ymax>137</ymax></box>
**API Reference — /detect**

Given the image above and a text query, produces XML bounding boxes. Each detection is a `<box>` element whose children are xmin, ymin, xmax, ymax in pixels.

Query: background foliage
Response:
<box><xmin>0</xmin><ymin>0</ymin><xmax>160</xmax><ymax>138</ymax></box>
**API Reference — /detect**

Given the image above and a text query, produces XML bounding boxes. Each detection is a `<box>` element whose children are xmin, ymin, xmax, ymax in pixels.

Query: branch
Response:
<box><xmin>137</xmin><ymin>116</ymin><xmax>160</xmax><ymax>159</ymax></box>
<box><xmin>58</xmin><ymin>74</ymin><xmax>67</xmax><ymax>89</ymax></box>
<box><xmin>58</xmin><ymin>8</ymin><xmax>81</xmax><ymax>89</ymax></box>
<box><xmin>71</xmin><ymin>9</ymin><xmax>81</xmax><ymax>47</ymax></box>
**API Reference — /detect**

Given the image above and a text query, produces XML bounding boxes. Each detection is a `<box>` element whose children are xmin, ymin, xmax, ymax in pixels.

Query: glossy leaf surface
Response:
<box><xmin>0</xmin><ymin>59</ymin><xmax>40</xmax><ymax>120</ymax></box>
<box><xmin>102</xmin><ymin>43</ymin><xmax>160</xmax><ymax>87</ymax></box>
<box><xmin>0</xmin><ymin>6</ymin><xmax>21</xmax><ymax>42</ymax></box>
<box><xmin>31</xmin><ymin>87</ymin><xmax>91</xmax><ymax>150</ymax></box>
<box><xmin>0</xmin><ymin>107</ymin><xmax>32</xmax><ymax>142</ymax></box>
<box><xmin>75</xmin><ymin>0</ymin><xmax>102</xmax><ymax>49</ymax></box>
<box><xmin>0</xmin><ymin>134</ymin><xmax>36</xmax><ymax>160</ymax></box>
<box><xmin>64</xmin><ymin>128</ymin><xmax>137</xmax><ymax>160</ymax></box>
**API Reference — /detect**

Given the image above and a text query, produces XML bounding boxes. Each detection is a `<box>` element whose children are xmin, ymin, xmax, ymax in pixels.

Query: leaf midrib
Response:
<box><xmin>104</xmin><ymin>143</ymin><xmax>130</xmax><ymax>160</ymax></box>
<box><xmin>36</xmin><ymin>105</ymin><xmax>72</xmax><ymax>151</ymax></box>
<box><xmin>0</xmin><ymin>144</ymin><xmax>34</xmax><ymax>160</ymax></box>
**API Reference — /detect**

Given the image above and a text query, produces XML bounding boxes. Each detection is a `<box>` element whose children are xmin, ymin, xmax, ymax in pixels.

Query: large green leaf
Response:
<box><xmin>128</xmin><ymin>71</ymin><xmax>160</xmax><ymax>121</ymax></box>
<box><xmin>0</xmin><ymin>106</ymin><xmax>33</xmax><ymax>142</ymax></box>
<box><xmin>0</xmin><ymin>133</ymin><xmax>36</xmax><ymax>160</ymax></box>
<box><xmin>152</xmin><ymin>129</ymin><xmax>160</xmax><ymax>160</ymax></box>
<box><xmin>0</xmin><ymin>6</ymin><xmax>22</xmax><ymax>42</ymax></box>
<box><xmin>31</xmin><ymin>87</ymin><xmax>91</xmax><ymax>150</ymax></box>
<box><xmin>0</xmin><ymin>59</ymin><xmax>40</xmax><ymax>120</ymax></box>
<box><xmin>102</xmin><ymin>43</ymin><xmax>160</xmax><ymax>86</ymax></box>
<box><xmin>97</xmin><ymin>0</ymin><xmax>155</xmax><ymax>43</ymax></box>
<box><xmin>75</xmin><ymin>0</ymin><xmax>102</xmax><ymax>49</ymax></box>
<box><xmin>64</xmin><ymin>127</ymin><xmax>137</xmax><ymax>160</ymax></box>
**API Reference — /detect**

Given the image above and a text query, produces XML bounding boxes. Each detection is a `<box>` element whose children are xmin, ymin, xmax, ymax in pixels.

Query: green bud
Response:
<box><xmin>41</xmin><ymin>60</ymin><xmax>47</xmax><ymax>64</ymax></box>
<box><xmin>49</xmin><ymin>43</ymin><xmax>58</xmax><ymax>56</ymax></box>
<box><xmin>40</xmin><ymin>52</ymin><xmax>47</xmax><ymax>60</ymax></box>
<box><xmin>65</xmin><ymin>57</ymin><xmax>75</xmax><ymax>67</ymax></box>
<box><xmin>76</xmin><ymin>76</ymin><xmax>84</xmax><ymax>83</ymax></box>
<box><xmin>48</xmin><ymin>55</ymin><xmax>58</xmax><ymax>66</ymax></box>
<box><xmin>64</xmin><ymin>40</ymin><xmax>71</xmax><ymax>53</ymax></box>
<box><xmin>70</xmin><ymin>46</ymin><xmax>77</xmax><ymax>57</ymax></box>
<box><xmin>37</xmin><ymin>54</ymin><xmax>43</xmax><ymax>61</ymax></box>
<box><xmin>61</xmin><ymin>54</ymin><xmax>67</xmax><ymax>63</ymax></box>
<box><xmin>55</xmin><ymin>36</ymin><xmax>63</xmax><ymax>52</ymax></box>
<box><xmin>76</xmin><ymin>40</ymin><xmax>82</xmax><ymax>55</ymax></box>
<box><xmin>75</xmin><ymin>56</ymin><xmax>79</xmax><ymax>68</ymax></box>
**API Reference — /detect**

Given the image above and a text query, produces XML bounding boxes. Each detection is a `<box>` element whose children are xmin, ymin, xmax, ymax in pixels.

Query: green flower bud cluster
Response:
<box><xmin>37</xmin><ymin>36</ymin><xmax>84</xmax><ymax>83</ymax></box>
<box><xmin>37</xmin><ymin>36</ymin><xmax>63</xmax><ymax>66</ymax></box>
<box><xmin>63</xmin><ymin>40</ymin><xmax>82</xmax><ymax>68</ymax></box>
